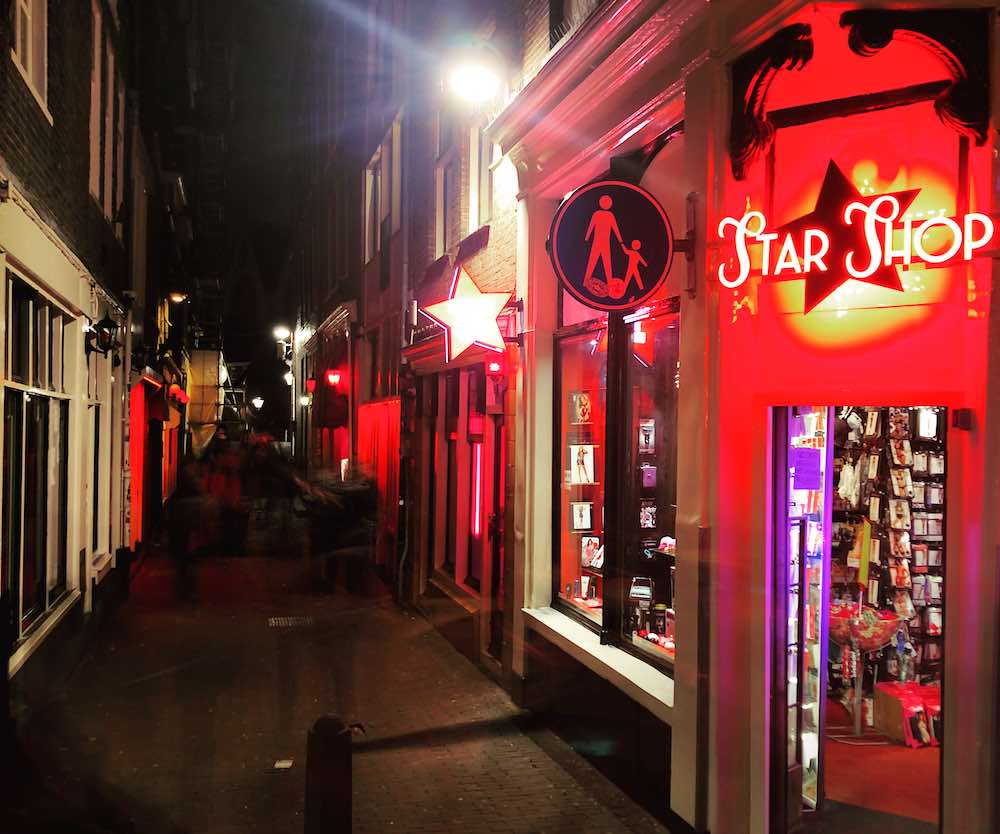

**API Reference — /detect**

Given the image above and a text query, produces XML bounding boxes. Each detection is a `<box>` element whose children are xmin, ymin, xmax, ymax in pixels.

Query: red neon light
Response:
<box><xmin>305</xmin><ymin>377</ymin><xmax>317</xmax><ymax>394</ymax></box>
<box><xmin>421</xmin><ymin>266</ymin><xmax>511</xmax><ymax>361</ymax></box>
<box><xmin>472</xmin><ymin>441</ymin><xmax>482</xmax><ymax>537</ymax></box>
<box><xmin>718</xmin><ymin>161</ymin><xmax>995</xmax><ymax>312</ymax></box>
<box><xmin>326</xmin><ymin>370</ymin><xmax>341</xmax><ymax>387</ymax></box>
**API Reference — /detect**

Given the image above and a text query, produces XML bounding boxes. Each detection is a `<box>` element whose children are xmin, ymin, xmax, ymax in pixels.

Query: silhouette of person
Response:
<box><xmin>584</xmin><ymin>195</ymin><xmax>623</xmax><ymax>292</ymax></box>
<box><xmin>621</xmin><ymin>239</ymin><xmax>648</xmax><ymax>291</ymax></box>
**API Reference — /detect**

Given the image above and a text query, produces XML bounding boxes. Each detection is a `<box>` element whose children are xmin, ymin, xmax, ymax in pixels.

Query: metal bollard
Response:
<box><xmin>304</xmin><ymin>715</ymin><xmax>352</xmax><ymax>834</ymax></box>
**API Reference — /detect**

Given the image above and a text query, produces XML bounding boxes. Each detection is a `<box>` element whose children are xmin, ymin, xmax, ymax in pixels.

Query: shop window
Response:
<box><xmin>553</xmin><ymin>326</ymin><xmax>607</xmax><ymax>624</ymax></box>
<box><xmin>553</xmin><ymin>294</ymin><xmax>680</xmax><ymax>660</ymax></box>
<box><xmin>621</xmin><ymin>304</ymin><xmax>680</xmax><ymax>663</ymax></box>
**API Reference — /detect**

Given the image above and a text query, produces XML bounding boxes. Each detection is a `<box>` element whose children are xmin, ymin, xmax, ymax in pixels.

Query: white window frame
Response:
<box><xmin>11</xmin><ymin>0</ymin><xmax>52</xmax><ymax>123</ymax></box>
<box><xmin>363</xmin><ymin>150</ymin><xmax>381</xmax><ymax>264</ymax></box>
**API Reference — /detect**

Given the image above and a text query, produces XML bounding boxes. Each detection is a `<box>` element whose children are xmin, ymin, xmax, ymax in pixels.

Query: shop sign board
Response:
<box><xmin>717</xmin><ymin>161</ymin><xmax>995</xmax><ymax>312</ymax></box>
<box><xmin>420</xmin><ymin>266</ymin><xmax>512</xmax><ymax>362</ymax></box>
<box><xmin>549</xmin><ymin>180</ymin><xmax>675</xmax><ymax>312</ymax></box>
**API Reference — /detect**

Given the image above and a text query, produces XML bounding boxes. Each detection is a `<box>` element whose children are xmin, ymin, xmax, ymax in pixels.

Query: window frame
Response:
<box><xmin>11</xmin><ymin>0</ymin><xmax>50</xmax><ymax>122</ymax></box>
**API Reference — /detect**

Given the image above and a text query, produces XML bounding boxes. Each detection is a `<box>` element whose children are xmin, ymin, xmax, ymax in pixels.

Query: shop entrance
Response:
<box><xmin>772</xmin><ymin>406</ymin><xmax>944</xmax><ymax>834</ymax></box>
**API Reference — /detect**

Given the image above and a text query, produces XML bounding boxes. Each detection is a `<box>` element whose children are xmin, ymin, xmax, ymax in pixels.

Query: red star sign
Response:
<box><xmin>422</xmin><ymin>267</ymin><xmax>512</xmax><ymax>361</ymax></box>
<box><xmin>778</xmin><ymin>160</ymin><xmax>920</xmax><ymax>313</ymax></box>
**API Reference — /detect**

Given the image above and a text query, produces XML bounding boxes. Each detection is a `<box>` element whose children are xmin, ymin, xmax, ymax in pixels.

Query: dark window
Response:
<box><xmin>2</xmin><ymin>393</ymin><xmax>24</xmax><ymax>629</ymax></box>
<box><xmin>21</xmin><ymin>394</ymin><xmax>48</xmax><ymax>629</ymax></box>
<box><xmin>10</xmin><ymin>278</ymin><xmax>32</xmax><ymax>384</ymax></box>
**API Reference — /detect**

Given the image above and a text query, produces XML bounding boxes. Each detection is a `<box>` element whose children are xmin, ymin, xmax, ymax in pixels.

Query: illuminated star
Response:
<box><xmin>423</xmin><ymin>267</ymin><xmax>512</xmax><ymax>361</ymax></box>
<box><xmin>778</xmin><ymin>160</ymin><xmax>919</xmax><ymax>313</ymax></box>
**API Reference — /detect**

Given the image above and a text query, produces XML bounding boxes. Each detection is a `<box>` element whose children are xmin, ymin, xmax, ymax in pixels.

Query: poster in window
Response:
<box><xmin>570</xmin><ymin>501</ymin><xmax>593</xmax><ymax>531</ymax></box>
<box><xmin>568</xmin><ymin>391</ymin><xmax>593</xmax><ymax>425</ymax></box>
<box><xmin>569</xmin><ymin>444</ymin><xmax>596</xmax><ymax>484</ymax></box>
<box><xmin>639</xmin><ymin>500</ymin><xmax>657</xmax><ymax>529</ymax></box>
<box><xmin>580</xmin><ymin>536</ymin><xmax>601</xmax><ymax>568</ymax></box>
<box><xmin>638</xmin><ymin>419</ymin><xmax>655</xmax><ymax>453</ymax></box>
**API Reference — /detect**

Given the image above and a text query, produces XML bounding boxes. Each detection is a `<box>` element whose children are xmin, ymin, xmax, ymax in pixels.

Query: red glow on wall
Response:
<box><xmin>129</xmin><ymin>385</ymin><xmax>146</xmax><ymax>549</ymax></box>
<box><xmin>472</xmin><ymin>441</ymin><xmax>483</xmax><ymax>537</ymax></box>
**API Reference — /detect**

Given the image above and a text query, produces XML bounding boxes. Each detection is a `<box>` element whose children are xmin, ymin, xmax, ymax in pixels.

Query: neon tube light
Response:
<box><xmin>472</xmin><ymin>442</ymin><xmax>483</xmax><ymax>537</ymax></box>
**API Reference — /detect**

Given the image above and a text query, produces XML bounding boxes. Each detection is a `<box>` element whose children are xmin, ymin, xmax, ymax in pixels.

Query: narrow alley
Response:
<box><xmin>4</xmin><ymin>518</ymin><xmax>670</xmax><ymax>834</ymax></box>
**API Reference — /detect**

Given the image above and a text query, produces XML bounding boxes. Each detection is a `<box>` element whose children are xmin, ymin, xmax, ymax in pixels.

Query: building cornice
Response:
<box><xmin>489</xmin><ymin>0</ymin><xmax>710</xmax><ymax>196</ymax></box>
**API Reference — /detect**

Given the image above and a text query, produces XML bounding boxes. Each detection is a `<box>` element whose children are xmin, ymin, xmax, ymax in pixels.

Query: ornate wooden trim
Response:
<box><xmin>729</xmin><ymin>24</ymin><xmax>814</xmax><ymax>180</ymax></box>
<box><xmin>840</xmin><ymin>9</ymin><xmax>990</xmax><ymax>145</ymax></box>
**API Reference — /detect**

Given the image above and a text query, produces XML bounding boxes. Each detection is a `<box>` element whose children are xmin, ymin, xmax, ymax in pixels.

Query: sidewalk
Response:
<box><xmin>4</xmin><ymin>533</ymin><xmax>672</xmax><ymax>833</ymax></box>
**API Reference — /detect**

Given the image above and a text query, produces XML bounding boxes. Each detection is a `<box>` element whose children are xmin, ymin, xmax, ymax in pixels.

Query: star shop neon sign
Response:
<box><xmin>717</xmin><ymin>161</ymin><xmax>995</xmax><ymax>312</ymax></box>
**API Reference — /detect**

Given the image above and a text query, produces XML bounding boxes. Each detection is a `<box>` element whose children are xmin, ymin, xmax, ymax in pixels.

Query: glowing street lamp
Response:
<box><xmin>168</xmin><ymin>291</ymin><xmax>188</xmax><ymax>304</ymax></box>
<box><xmin>445</xmin><ymin>39</ymin><xmax>503</xmax><ymax>105</ymax></box>
<box><xmin>273</xmin><ymin>325</ymin><xmax>291</xmax><ymax>342</ymax></box>
<box><xmin>283</xmin><ymin>371</ymin><xmax>294</xmax><ymax>386</ymax></box>
<box><xmin>251</xmin><ymin>396</ymin><xmax>264</xmax><ymax>410</ymax></box>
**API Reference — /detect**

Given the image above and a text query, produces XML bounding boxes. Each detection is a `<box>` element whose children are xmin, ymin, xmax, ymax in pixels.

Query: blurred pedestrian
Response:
<box><xmin>167</xmin><ymin>458</ymin><xmax>203</xmax><ymax>600</ymax></box>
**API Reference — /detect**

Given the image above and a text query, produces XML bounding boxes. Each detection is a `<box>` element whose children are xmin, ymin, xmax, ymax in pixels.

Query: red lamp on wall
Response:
<box><xmin>326</xmin><ymin>369</ymin><xmax>341</xmax><ymax>387</ymax></box>
<box><xmin>305</xmin><ymin>377</ymin><xmax>317</xmax><ymax>394</ymax></box>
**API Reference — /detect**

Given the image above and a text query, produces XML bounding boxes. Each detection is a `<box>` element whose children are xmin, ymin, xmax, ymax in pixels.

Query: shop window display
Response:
<box><xmin>553</xmin><ymin>289</ymin><xmax>680</xmax><ymax>664</ymax></box>
<box><xmin>554</xmin><ymin>327</ymin><xmax>607</xmax><ymax>623</ymax></box>
<box><xmin>622</xmin><ymin>303</ymin><xmax>680</xmax><ymax>663</ymax></box>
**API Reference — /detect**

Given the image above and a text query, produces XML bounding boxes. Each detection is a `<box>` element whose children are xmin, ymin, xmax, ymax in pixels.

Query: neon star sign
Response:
<box><xmin>421</xmin><ymin>266</ymin><xmax>512</xmax><ymax>361</ymax></box>
<box><xmin>718</xmin><ymin>161</ymin><xmax>995</xmax><ymax>312</ymax></box>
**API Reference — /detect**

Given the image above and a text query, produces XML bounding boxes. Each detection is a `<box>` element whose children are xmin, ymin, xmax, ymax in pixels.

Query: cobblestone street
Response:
<box><xmin>5</xmin><ymin>527</ymin><xmax>671</xmax><ymax>834</ymax></box>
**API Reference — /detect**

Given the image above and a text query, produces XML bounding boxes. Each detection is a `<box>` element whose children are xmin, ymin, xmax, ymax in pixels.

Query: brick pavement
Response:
<box><xmin>4</xmin><ymin>522</ymin><xmax>673</xmax><ymax>834</ymax></box>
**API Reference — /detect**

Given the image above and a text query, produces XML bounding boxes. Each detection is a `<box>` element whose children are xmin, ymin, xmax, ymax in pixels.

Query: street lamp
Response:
<box><xmin>444</xmin><ymin>39</ymin><xmax>504</xmax><ymax>105</ymax></box>
<box><xmin>273</xmin><ymin>325</ymin><xmax>291</xmax><ymax>342</ymax></box>
<box><xmin>168</xmin><ymin>291</ymin><xmax>188</xmax><ymax>304</ymax></box>
<box><xmin>251</xmin><ymin>396</ymin><xmax>264</xmax><ymax>410</ymax></box>
<box><xmin>283</xmin><ymin>371</ymin><xmax>294</xmax><ymax>386</ymax></box>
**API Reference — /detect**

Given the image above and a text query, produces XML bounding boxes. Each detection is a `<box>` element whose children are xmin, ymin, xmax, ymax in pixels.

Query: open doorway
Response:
<box><xmin>772</xmin><ymin>405</ymin><xmax>944</xmax><ymax>834</ymax></box>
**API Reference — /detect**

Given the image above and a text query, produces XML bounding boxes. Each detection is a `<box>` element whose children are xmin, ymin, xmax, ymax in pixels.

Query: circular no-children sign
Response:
<box><xmin>549</xmin><ymin>180</ymin><xmax>675</xmax><ymax>311</ymax></box>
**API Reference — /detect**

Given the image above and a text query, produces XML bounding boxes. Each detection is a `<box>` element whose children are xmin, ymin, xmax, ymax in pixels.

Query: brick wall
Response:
<box><xmin>521</xmin><ymin>0</ymin><xmax>552</xmax><ymax>80</ymax></box>
<box><xmin>0</xmin><ymin>0</ymin><xmax>127</xmax><ymax>295</ymax></box>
